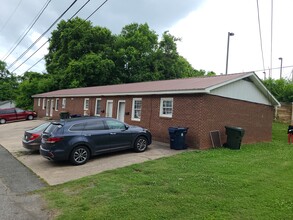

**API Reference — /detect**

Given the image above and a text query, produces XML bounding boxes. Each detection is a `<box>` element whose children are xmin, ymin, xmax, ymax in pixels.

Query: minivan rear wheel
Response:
<box><xmin>0</xmin><ymin>118</ymin><xmax>6</xmax><ymax>124</ymax></box>
<box><xmin>70</xmin><ymin>146</ymin><xmax>90</xmax><ymax>165</ymax></box>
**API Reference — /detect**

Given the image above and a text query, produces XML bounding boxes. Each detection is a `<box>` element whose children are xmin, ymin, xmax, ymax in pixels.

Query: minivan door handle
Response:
<box><xmin>83</xmin><ymin>134</ymin><xmax>91</xmax><ymax>136</ymax></box>
<box><xmin>110</xmin><ymin>132</ymin><xmax>116</xmax><ymax>135</ymax></box>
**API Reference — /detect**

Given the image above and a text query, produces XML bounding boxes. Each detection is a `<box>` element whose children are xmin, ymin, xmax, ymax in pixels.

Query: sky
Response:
<box><xmin>0</xmin><ymin>0</ymin><xmax>292</xmax><ymax>80</ymax></box>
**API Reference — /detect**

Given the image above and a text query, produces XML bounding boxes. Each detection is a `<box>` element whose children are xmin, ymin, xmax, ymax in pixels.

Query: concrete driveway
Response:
<box><xmin>0</xmin><ymin>119</ymin><xmax>188</xmax><ymax>185</ymax></box>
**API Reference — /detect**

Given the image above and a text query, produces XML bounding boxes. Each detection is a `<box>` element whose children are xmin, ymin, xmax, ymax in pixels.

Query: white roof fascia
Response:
<box><xmin>248</xmin><ymin>74</ymin><xmax>280</xmax><ymax>107</ymax></box>
<box><xmin>205</xmin><ymin>72</ymin><xmax>254</xmax><ymax>93</ymax></box>
<box><xmin>205</xmin><ymin>72</ymin><xmax>280</xmax><ymax>107</ymax></box>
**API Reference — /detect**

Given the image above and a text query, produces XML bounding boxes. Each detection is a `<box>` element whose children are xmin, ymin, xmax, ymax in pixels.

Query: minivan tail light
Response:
<box><xmin>45</xmin><ymin>137</ymin><xmax>63</xmax><ymax>144</ymax></box>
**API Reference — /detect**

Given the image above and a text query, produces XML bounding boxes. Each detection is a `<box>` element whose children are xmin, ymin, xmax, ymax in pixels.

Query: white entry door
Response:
<box><xmin>106</xmin><ymin>100</ymin><xmax>113</xmax><ymax>117</ymax></box>
<box><xmin>46</xmin><ymin>99</ymin><xmax>50</xmax><ymax>116</ymax></box>
<box><xmin>117</xmin><ymin>100</ymin><xmax>125</xmax><ymax>122</ymax></box>
<box><xmin>50</xmin><ymin>99</ymin><xmax>54</xmax><ymax>117</ymax></box>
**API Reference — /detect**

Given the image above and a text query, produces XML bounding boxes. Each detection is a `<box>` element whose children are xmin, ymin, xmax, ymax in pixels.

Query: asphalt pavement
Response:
<box><xmin>0</xmin><ymin>145</ymin><xmax>51</xmax><ymax>220</ymax></box>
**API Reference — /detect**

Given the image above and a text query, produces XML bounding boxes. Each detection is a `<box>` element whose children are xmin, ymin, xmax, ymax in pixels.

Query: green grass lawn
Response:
<box><xmin>40</xmin><ymin>122</ymin><xmax>293</xmax><ymax>219</ymax></box>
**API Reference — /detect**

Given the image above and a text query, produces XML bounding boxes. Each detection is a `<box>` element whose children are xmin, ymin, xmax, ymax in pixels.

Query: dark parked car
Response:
<box><xmin>22</xmin><ymin>122</ymin><xmax>50</xmax><ymax>150</ymax></box>
<box><xmin>0</xmin><ymin>108</ymin><xmax>37</xmax><ymax>124</ymax></box>
<box><xmin>40</xmin><ymin>117</ymin><xmax>152</xmax><ymax>165</ymax></box>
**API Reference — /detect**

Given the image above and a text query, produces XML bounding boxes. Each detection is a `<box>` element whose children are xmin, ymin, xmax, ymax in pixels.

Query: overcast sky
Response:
<box><xmin>0</xmin><ymin>0</ymin><xmax>292</xmax><ymax>80</ymax></box>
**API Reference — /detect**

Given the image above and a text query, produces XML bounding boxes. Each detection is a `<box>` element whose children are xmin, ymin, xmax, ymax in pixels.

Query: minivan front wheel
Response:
<box><xmin>70</xmin><ymin>146</ymin><xmax>90</xmax><ymax>165</ymax></box>
<box><xmin>134</xmin><ymin>136</ymin><xmax>148</xmax><ymax>152</ymax></box>
<box><xmin>27</xmin><ymin>115</ymin><xmax>34</xmax><ymax>120</ymax></box>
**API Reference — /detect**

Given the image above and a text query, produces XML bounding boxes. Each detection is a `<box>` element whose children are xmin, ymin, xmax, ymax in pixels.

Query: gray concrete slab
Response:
<box><xmin>0</xmin><ymin>120</ymin><xmax>189</xmax><ymax>186</ymax></box>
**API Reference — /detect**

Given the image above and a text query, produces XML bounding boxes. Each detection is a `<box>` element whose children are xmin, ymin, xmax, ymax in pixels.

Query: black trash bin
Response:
<box><xmin>224</xmin><ymin>126</ymin><xmax>245</xmax><ymax>150</ymax></box>
<box><xmin>60</xmin><ymin>111</ymin><xmax>70</xmax><ymax>119</ymax></box>
<box><xmin>168</xmin><ymin>127</ymin><xmax>188</xmax><ymax>150</ymax></box>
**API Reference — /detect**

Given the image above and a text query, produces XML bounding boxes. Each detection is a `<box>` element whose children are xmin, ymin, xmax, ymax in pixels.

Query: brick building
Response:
<box><xmin>32</xmin><ymin>72</ymin><xmax>279</xmax><ymax>149</ymax></box>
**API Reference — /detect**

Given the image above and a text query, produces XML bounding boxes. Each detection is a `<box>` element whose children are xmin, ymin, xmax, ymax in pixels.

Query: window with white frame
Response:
<box><xmin>37</xmin><ymin>98</ymin><xmax>41</xmax><ymax>106</ymax></box>
<box><xmin>84</xmin><ymin>98</ymin><xmax>89</xmax><ymax>110</ymax></box>
<box><xmin>160</xmin><ymin>98</ymin><xmax>173</xmax><ymax>118</ymax></box>
<box><xmin>95</xmin><ymin>98</ymin><xmax>101</xmax><ymax>116</ymax></box>
<box><xmin>62</xmin><ymin>98</ymin><xmax>66</xmax><ymax>109</ymax></box>
<box><xmin>42</xmin><ymin>98</ymin><xmax>46</xmax><ymax>110</ymax></box>
<box><xmin>55</xmin><ymin>98</ymin><xmax>59</xmax><ymax>111</ymax></box>
<box><xmin>132</xmin><ymin>98</ymin><xmax>142</xmax><ymax>121</ymax></box>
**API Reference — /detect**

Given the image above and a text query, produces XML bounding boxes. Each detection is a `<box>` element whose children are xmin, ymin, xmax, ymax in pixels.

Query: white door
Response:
<box><xmin>50</xmin><ymin>99</ymin><xmax>54</xmax><ymax>117</ymax></box>
<box><xmin>117</xmin><ymin>101</ymin><xmax>126</xmax><ymax>122</ymax></box>
<box><xmin>46</xmin><ymin>99</ymin><xmax>50</xmax><ymax>116</ymax></box>
<box><xmin>106</xmin><ymin>100</ymin><xmax>113</xmax><ymax>117</ymax></box>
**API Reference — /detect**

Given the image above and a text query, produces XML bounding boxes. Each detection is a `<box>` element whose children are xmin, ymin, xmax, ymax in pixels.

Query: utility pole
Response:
<box><xmin>225</xmin><ymin>32</ymin><xmax>234</xmax><ymax>75</ymax></box>
<box><xmin>279</xmin><ymin>57</ymin><xmax>283</xmax><ymax>79</ymax></box>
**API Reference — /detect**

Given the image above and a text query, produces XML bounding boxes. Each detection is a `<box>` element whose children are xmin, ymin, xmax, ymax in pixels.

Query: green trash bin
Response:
<box><xmin>60</xmin><ymin>111</ymin><xmax>70</xmax><ymax>119</ymax></box>
<box><xmin>224</xmin><ymin>126</ymin><xmax>245</xmax><ymax>150</ymax></box>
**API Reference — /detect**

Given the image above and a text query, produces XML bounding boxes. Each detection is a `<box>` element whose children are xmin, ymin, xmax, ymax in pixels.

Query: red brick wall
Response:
<box><xmin>33</xmin><ymin>94</ymin><xmax>274</xmax><ymax>149</ymax></box>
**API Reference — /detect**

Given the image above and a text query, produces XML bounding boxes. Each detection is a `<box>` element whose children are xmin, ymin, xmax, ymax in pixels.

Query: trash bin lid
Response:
<box><xmin>225</xmin><ymin>126</ymin><xmax>245</xmax><ymax>136</ymax></box>
<box><xmin>168</xmin><ymin>127</ymin><xmax>188</xmax><ymax>133</ymax></box>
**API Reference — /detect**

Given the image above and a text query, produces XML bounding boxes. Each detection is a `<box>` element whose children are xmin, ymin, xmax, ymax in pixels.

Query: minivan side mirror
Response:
<box><xmin>125</xmin><ymin>125</ymin><xmax>129</xmax><ymax>130</ymax></box>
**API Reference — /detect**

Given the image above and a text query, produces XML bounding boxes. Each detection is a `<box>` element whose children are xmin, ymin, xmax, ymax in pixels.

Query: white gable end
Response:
<box><xmin>210</xmin><ymin>79</ymin><xmax>272</xmax><ymax>105</ymax></box>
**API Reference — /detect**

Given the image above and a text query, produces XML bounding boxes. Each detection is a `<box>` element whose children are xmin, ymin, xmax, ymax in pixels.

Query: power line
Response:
<box><xmin>21</xmin><ymin>0</ymin><xmax>109</xmax><ymax>74</ymax></box>
<box><xmin>256</xmin><ymin>0</ymin><xmax>265</xmax><ymax>74</ymax></box>
<box><xmin>7</xmin><ymin>0</ymin><xmax>78</xmax><ymax>70</ymax></box>
<box><xmin>84</xmin><ymin>0</ymin><xmax>108</xmax><ymax>21</ymax></box>
<box><xmin>16</xmin><ymin>0</ymin><xmax>93</xmax><ymax>74</ymax></box>
<box><xmin>0</xmin><ymin>0</ymin><xmax>24</xmax><ymax>34</ymax></box>
<box><xmin>253</xmin><ymin>64</ymin><xmax>293</xmax><ymax>77</ymax></box>
<box><xmin>2</xmin><ymin>0</ymin><xmax>52</xmax><ymax>61</ymax></box>
<box><xmin>11</xmin><ymin>40</ymin><xmax>48</xmax><ymax>73</ymax></box>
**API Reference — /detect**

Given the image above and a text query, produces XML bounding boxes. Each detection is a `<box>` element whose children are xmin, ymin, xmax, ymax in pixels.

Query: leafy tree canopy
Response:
<box><xmin>263</xmin><ymin>78</ymin><xmax>293</xmax><ymax>103</ymax></box>
<box><xmin>45</xmin><ymin>18</ymin><xmax>215</xmax><ymax>88</ymax></box>
<box><xmin>0</xmin><ymin>61</ymin><xmax>18</xmax><ymax>101</ymax></box>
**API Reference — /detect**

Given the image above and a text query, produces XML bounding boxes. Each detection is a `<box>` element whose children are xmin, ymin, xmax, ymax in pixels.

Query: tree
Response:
<box><xmin>112</xmin><ymin>23</ymin><xmax>159</xmax><ymax>83</ymax></box>
<box><xmin>263</xmin><ymin>78</ymin><xmax>293</xmax><ymax>103</ymax></box>
<box><xmin>0</xmin><ymin>60</ymin><xmax>18</xmax><ymax>101</ymax></box>
<box><xmin>45</xmin><ymin>17</ymin><xmax>115</xmax><ymax>88</ymax></box>
<box><xmin>45</xmin><ymin>19</ymin><xmax>217</xmax><ymax>89</ymax></box>
<box><xmin>16</xmin><ymin>72</ymin><xmax>54</xmax><ymax>109</ymax></box>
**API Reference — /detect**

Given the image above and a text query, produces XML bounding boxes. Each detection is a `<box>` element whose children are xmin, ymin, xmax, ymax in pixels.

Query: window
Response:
<box><xmin>84</xmin><ymin>98</ymin><xmax>89</xmax><ymax>110</ymax></box>
<box><xmin>15</xmin><ymin>108</ymin><xmax>24</xmax><ymax>113</ymax></box>
<box><xmin>55</xmin><ymin>98</ymin><xmax>59</xmax><ymax>111</ymax></box>
<box><xmin>38</xmin><ymin>98</ymin><xmax>41</xmax><ymax>107</ymax></box>
<box><xmin>95</xmin><ymin>98</ymin><xmax>101</xmax><ymax>116</ymax></box>
<box><xmin>42</xmin><ymin>99</ymin><xmax>46</xmax><ymax>110</ymax></box>
<box><xmin>84</xmin><ymin>120</ymin><xmax>105</xmax><ymax>130</ymax></box>
<box><xmin>132</xmin><ymin>98</ymin><xmax>142</xmax><ymax>121</ymax></box>
<box><xmin>160</xmin><ymin>98</ymin><xmax>173</xmax><ymax>118</ymax></box>
<box><xmin>62</xmin><ymin>98</ymin><xmax>66</xmax><ymax>109</ymax></box>
<box><xmin>105</xmin><ymin>119</ymin><xmax>126</xmax><ymax>130</ymax></box>
<box><xmin>69</xmin><ymin>123</ymin><xmax>86</xmax><ymax>132</ymax></box>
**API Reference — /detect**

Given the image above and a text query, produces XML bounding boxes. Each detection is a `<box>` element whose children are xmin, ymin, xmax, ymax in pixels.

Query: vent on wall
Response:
<box><xmin>210</xmin><ymin>130</ymin><xmax>222</xmax><ymax>148</ymax></box>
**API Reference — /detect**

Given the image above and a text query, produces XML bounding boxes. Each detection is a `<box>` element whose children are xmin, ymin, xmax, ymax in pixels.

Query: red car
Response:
<box><xmin>0</xmin><ymin>108</ymin><xmax>37</xmax><ymax>124</ymax></box>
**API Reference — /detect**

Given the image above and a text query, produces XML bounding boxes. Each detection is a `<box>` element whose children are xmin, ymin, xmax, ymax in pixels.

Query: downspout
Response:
<box><xmin>291</xmin><ymin>102</ymin><xmax>293</xmax><ymax>124</ymax></box>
